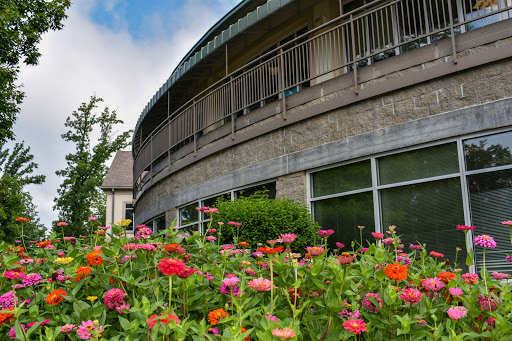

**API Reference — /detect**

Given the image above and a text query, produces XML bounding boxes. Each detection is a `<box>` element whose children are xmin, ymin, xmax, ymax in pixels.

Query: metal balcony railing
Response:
<box><xmin>133</xmin><ymin>0</ymin><xmax>512</xmax><ymax>197</ymax></box>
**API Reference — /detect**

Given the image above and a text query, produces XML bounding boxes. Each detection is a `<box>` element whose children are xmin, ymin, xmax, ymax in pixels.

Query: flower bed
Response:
<box><xmin>2</xmin><ymin>215</ymin><xmax>512</xmax><ymax>340</ymax></box>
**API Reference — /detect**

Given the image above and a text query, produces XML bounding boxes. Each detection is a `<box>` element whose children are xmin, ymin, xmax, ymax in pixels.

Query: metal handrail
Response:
<box><xmin>134</xmin><ymin>0</ymin><xmax>512</xmax><ymax>195</ymax></box>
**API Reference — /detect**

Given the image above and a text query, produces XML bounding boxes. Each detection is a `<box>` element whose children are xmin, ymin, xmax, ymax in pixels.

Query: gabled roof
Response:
<box><xmin>101</xmin><ymin>151</ymin><xmax>133</xmax><ymax>188</ymax></box>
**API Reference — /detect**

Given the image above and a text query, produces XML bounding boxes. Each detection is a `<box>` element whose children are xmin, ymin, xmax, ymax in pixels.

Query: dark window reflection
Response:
<box><xmin>235</xmin><ymin>182</ymin><xmax>276</xmax><ymax>199</ymax></box>
<box><xmin>312</xmin><ymin>160</ymin><xmax>372</xmax><ymax>197</ymax></box>
<box><xmin>180</xmin><ymin>203</ymin><xmax>199</xmax><ymax>225</ymax></box>
<box><xmin>464</xmin><ymin>131</ymin><xmax>512</xmax><ymax>171</ymax></box>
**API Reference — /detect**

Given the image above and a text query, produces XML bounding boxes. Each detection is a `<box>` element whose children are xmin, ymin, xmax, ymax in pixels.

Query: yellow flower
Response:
<box><xmin>87</xmin><ymin>296</ymin><xmax>98</xmax><ymax>302</ymax></box>
<box><xmin>54</xmin><ymin>257</ymin><xmax>74</xmax><ymax>265</ymax></box>
<box><xmin>117</xmin><ymin>219</ymin><xmax>132</xmax><ymax>227</ymax></box>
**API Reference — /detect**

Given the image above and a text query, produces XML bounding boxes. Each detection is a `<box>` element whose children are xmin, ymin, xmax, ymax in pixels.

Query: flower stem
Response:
<box><xmin>168</xmin><ymin>275</ymin><xmax>173</xmax><ymax>314</ymax></box>
<box><xmin>269</xmin><ymin>256</ymin><xmax>274</xmax><ymax>315</ymax></box>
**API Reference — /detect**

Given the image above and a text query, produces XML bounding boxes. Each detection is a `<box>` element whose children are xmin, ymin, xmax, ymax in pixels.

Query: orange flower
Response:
<box><xmin>76</xmin><ymin>266</ymin><xmax>91</xmax><ymax>276</ymax></box>
<box><xmin>45</xmin><ymin>289</ymin><xmax>67</xmax><ymax>305</ymax></box>
<box><xmin>238</xmin><ymin>242</ymin><xmax>250</xmax><ymax>247</ymax></box>
<box><xmin>36</xmin><ymin>241</ymin><xmax>51</xmax><ymax>248</ymax></box>
<box><xmin>438</xmin><ymin>271</ymin><xmax>457</xmax><ymax>283</ymax></box>
<box><xmin>0</xmin><ymin>307</ymin><xmax>15</xmax><ymax>325</ymax></box>
<box><xmin>241</xmin><ymin>327</ymin><xmax>251</xmax><ymax>341</ymax></box>
<box><xmin>384</xmin><ymin>263</ymin><xmax>408</xmax><ymax>281</ymax></box>
<box><xmin>16</xmin><ymin>217</ymin><xmax>30</xmax><ymax>223</ymax></box>
<box><xmin>207</xmin><ymin>308</ymin><xmax>229</xmax><ymax>325</ymax></box>
<box><xmin>86</xmin><ymin>251</ymin><xmax>104</xmax><ymax>266</ymax></box>
<box><xmin>163</xmin><ymin>243</ymin><xmax>185</xmax><ymax>255</ymax></box>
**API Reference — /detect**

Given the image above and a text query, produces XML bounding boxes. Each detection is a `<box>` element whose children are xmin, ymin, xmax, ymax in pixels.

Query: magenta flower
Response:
<box><xmin>280</xmin><ymin>233</ymin><xmax>297</xmax><ymax>244</ymax></box>
<box><xmin>103</xmin><ymin>288</ymin><xmax>127</xmax><ymax>310</ymax></box>
<box><xmin>0</xmin><ymin>291</ymin><xmax>17</xmax><ymax>309</ymax></box>
<box><xmin>477</xmin><ymin>294</ymin><xmax>499</xmax><ymax>311</ymax></box>
<box><xmin>9</xmin><ymin>324</ymin><xmax>26</xmax><ymax>339</ymax></box>
<box><xmin>222</xmin><ymin>276</ymin><xmax>240</xmax><ymax>287</ymax></box>
<box><xmin>447</xmin><ymin>306</ymin><xmax>468</xmax><ymax>320</ymax></box>
<box><xmin>371</xmin><ymin>232</ymin><xmax>384</xmax><ymax>240</ymax></box>
<box><xmin>398</xmin><ymin>288</ymin><xmax>423</xmax><ymax>305</ymax></box>
<box><xmin>456</xmin><ymin>224</ymin><xmax>476</xmax><ymax>231</ymax></box>
<box><xmin>336</xmin><ymin>242</ymin><xmax>345</xmax><ymax>249</ymax></box>
<box><xmin>474</xmin><ymin>235</ymin><xmax>497</xmax><ymax>248</ymax></box>
<box><xmin>76</xmin><ymin>320</ymin><xmax>104</xmax><ymax>340</ymax></box>
<box><xmin>507</xmin><ymin>256</ymin><xmax>512</xmax><ymax>263</ymax></box>
<box><xmin>492</xmin><ymin>272</ymin><xmax>510</xmax><ymax>280</ymax></box>
<box><xmin>382</xmin><ymin>238</ymin><xmax>394</xmax><ymax>245</ymax></box>
<box><xmin>206</xmin><ymin>228</ymin><xmax>216</xmax><ymax>233</ymax></box>
<box><xmin>361</xmin><ymin>293</ymin><xmax>382</xmax><ymax>314</ymax></box>
<box><xmin>116</xmin><ymin>304</ymin><xmax>130</xmax><ymax>315</ymax></box>
<box><xmin>462</xmin><ymin>272</ymin><xmax>479</xmax><ymax>284</ymax></box>
<box><xmin>409</xmin><ymin>244</ymin><xmax>422</xmax><ymax>250</ymax></box>
<box><xmin>449</xmin><ymin>288</ymin><xmax>463</xmax><ymax>296</ymax></box>
<box><xmin>88</xmin><ymin>217</ymin><xmax>98</xmax><ymax>221</ymax></box>
<box><xmin>422</xmin><ymin>278</ymin><xmax>445</xmax><ymax>292</ymax></box>
<box><xmin>501</xmin><ymin>221</ymin><xmax>512</xmax><ymax>226</ymax></box>
<box><xmin>206</xmin><ymin>236</ymin><xmax>217</xmax><ymax>242</ymax></box>
<box><xmin>60</xmin><ymin>324</ymin><xmax>76</xmax><ymax>333</ymax></box>
<box><xmin>265</xmin><ymin>314</ymin><xmax>279</xmax><ymax>322</ymax></box>
<box><xmin>317</xmin><ymin>229</ymin><xmax>335</xmax><ymax>237</ymax></box>
<box><xmin>22</xmin><ymin>273</ymin><xmax>42</xmax><ymax>287</ymax></box>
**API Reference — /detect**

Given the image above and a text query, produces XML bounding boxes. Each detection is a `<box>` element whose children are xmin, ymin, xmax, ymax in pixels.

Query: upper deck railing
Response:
<box><xmin>133</xmin><ymin>0</ymin><xmax>512</xmax><ymax>197</ymax></box>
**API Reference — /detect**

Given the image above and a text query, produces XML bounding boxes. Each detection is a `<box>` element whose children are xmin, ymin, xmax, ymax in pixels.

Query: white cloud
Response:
<box><xmin>15</xmin><ymin>0</ymin><xmax>241</xmax><ymax>228</ymax></box>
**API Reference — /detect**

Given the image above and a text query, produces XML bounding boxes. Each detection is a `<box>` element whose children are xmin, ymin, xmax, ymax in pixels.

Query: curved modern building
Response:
<box><xmin>133</xmin><ymin>0</ymin><xmax>512</xmax><ymax>273</ymax></box>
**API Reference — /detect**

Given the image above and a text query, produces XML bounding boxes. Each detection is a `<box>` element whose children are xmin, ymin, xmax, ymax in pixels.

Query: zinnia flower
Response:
<box><xmin>265</xmin><ymin>315</ymin><xmax>279</xmax><ymax>322</ymax></box>
<box><xmin>76</xmin><ymin>320</ymin><xmax>104</xmax><ymax>340</ymax></box>
<box><xmin>492</xmin><ymin>272</ymin><xmax>510</xmax><ymax>280</ymax></box>
<box><xmin>335</xmin><ymin>252</ymin><xmax>357</xmax><ymax>265</ymax></box>
<box><xmin>45</xmin><ymin>289</ymin><xmax>67</xmax><ymax>305</ymax></box>
<box><xmin>477</xmin><ymin>294</ymin><xmax>499</xmax><ymax>311</ymax></box>
<box><xmin>422</xmin><ymin>278</ymin><xmax>445</xmax><ymax>291</ymax></box>
<box><xmin>409</xmin><ymin>244</ymin><xmax>422</xmax><ymax>250</ymax></box>
<box><xmin>86</xmin><ymin>251</ymin><xmax>104</xmax><ymax>266</ymax></box>
<box><xmin>0</xmin><ymin>308</ymin><xmax>15</xmax><ymax>326</ymax></box>
<box><xmin>207</xmin><ymin>308</ymin><xmax>229</xmax><ymax>325</ymax></box>
<box><xmin>248</xmin><ymin>277</ymin><xmax>272</xmax><ymax>291</ymax></box>
<box><xmin>371</xmin><ymin>232</ymin><xmax>384</xmax><ymax>240</ymax></box>
<box><xmin>61</xmin><ymin>324</ymin><xmax>75</xmax><ymax>333</ymax></box>
<box><xmin>384</xmin><ymin>263</ymin><xmax>408</xmax><ymax>281</ymax></box>
<box><xmin>223</xmin><ymin>276</ymin><xmax>240</xmax><ymax>287</ymax></box>
<box><xmin>148</xmin><ymin>313</ymin><xmax>179</xmax><ymax>329</ymax></box>
<box><xmin>449</xmin><ymin>288</ymin><xmax>464</xmax><ymax>296</ymax></box>
<box><xmin>305</xmin><ymin>246</ymin><xmax>324</xmax><ymax>256</ymax></box>
<box><xmin>9</xmin><ymin>324</ymin><xmax>27</xmax><ymax>338</ymax></box>
<box><xmin>104</xmin><ymin>288</ymin><xmax>127</xmax><ymax>309</ymax></box>
<box><xmin>461</xmin><ymin>273</ymin><xmax>479</xmax><ymax>284</ymax></box>
<box><xmin>474</xmin><ymin>235</ymin><xmax>497</xmax><ymax>248</ymax></box>
<box><xmin>317</xmin><ymin>229</ymin><xmax>335</xmax><ymax>237</ymax></box>
<box><xmin>158</xmin><ymin>258</ymin><xmax>186</xmax><ymax>276</ymax></box>
<box><xmin>257</xmin><ymin>246</ymin><xmax>284</xmax><ymax>254</ymax></box>
<box><xmin>272</xmin><ymin>328</ymin><xmax>296</xmax><ymax>339</ymax></box>
<box><xmin>430</xmin><ymin>251</ymin><xmax>444</xmax><ymax>258</ymax></box>
<box><xmin>361</xmin><ymin>293</ymin><xmax>382</xmax><ymax>313</ymax></box>
<box><xmin>456</xmin><ymin>225</ymin><xmax>476</xmax><ymax>231</ymax></box>
<box><xmin>280</xmin><ymin>233</ymin><xmax>297</xmax><ymax>244</ymax></box>
<box><xmin>398</xmin><ymin>288</ymin><xmax>423</xmax><ymax>305</ymax></box>
<box><xmin>437</xmin><ymin>272</ymin><xmax>456</xmax><ymax>283</ymax></box>
<box><xmin>0</xmin><ymin>292</ymin><xmax>17</xmax><ymax>309</ymax></box>
<box><xmin>342</xmin><ymin>319</ymin><xmax>367</xmax><ymax>335</ymax></box>
<box><xmin>55</xmin><ymin>257</ymin><xmax>74</xmax><ymax>265</ymax></box>
<box><xmin>16</xmin><ymin>217</ymin><xmax>29</xmax><ymax>223</ymax></box>
<box><xmin>447</xmin><ymin>306</ymin><xmax>468</xmax><ymax>320</ymax></box>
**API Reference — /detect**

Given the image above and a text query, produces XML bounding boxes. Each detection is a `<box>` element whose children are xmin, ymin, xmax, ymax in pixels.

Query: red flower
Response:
<box><xmin>430</xmin><ymin>251</ymin><xmax>444</xmax><ymax>258</ymax></box>
<box><xmin>343</xmin><ymin>319</ymin><xmax>367</xmax><ymax>335</ymax></box>
<box><xmin>158</xmin><ymin>258</ymin><xmax>186</xmax><ymax>276</ymax></box>
<box><xmin>256</xmin><ymin>246</ymin><xmax>284</xmax><ymax>254</ymax></box>
<box><xmin>437</xmin><ymin>271</ymin><xmax>456</xmax><ymax>283</ymax></box>
<box><xmin>16</xmin><ymin>217</ymin><xmax>29</xmax><ymax>223</ymax></box>
<box><xmin>148</xmin><ymin>313</ymin><xmax>179</xmax><ymax>329</ymax></box>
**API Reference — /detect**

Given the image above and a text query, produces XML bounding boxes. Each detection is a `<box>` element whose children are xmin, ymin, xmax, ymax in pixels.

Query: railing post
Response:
<box><xmin>447</xmin><ymin>0</ymin><xmax>458</xmax><ymax>64</ymax></box>
<box><xmin>193</xmin><ymin>100</ymin><xmax>197</xmax><ymax>155</ymax></box>
<box><xmin>230</xmin><ymin>76</ymin><xmax>235</xmax><ymax>140</ymax></box>
<box><xmin>350</xmin><ymin>14</ymin><xmax>359</xmax><ymax>94</ymax></box>
<box><xmin>279</xmin><ymin>48</ymin><xmax>287</xmax><ymax>120</ymax></box>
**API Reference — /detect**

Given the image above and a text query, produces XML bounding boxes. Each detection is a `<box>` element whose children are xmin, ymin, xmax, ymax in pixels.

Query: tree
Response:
<box><xmin>0</xmin><ymin>0</ymin><xmax>70</xmax><ymax>143</ymax></box>
<box><xmin>54</xmin><ymin>96</ymin><xmax>132</xmax><ymax>236</ymax></box>
<box><xmin>0</xmin><ymin>140</ymin><xmax>47</xmax><ymax>242</ymax></box>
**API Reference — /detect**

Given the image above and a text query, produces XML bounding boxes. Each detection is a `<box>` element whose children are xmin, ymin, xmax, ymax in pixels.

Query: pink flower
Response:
<box><xmin>103</xmin><ymin>288</ymin><xmax>127</xmax><ymax>309</ymax></box>
<box><xmin>317</xmin><ymin>229</ymin><xmax>335</xmax><ymax>237</ymax></box>
<box><xmin>478</xmin><ymin>294</ymin><xmax>499</xmax><ymax>311</ymax></box>
<box><xmin>76</xmin><ymin>320</ymin><xmax>104</xmax><ymax>340</ymax></box>
<box><xmin>248</xmin><ymin>277</ymin><xmax>272</xmax><ymax>291</ymax></box>
<box><xmin>206</xmin><ymin>228</ymin><xmax>216</xmax><ymax>233</ymax></box>
<box><xmin>336</xmin><ymin>242</ymin><xmax>345</xmax><ymax>249</ymax></box>
<box><xmin>492</xmin><ymin>272</ymin><xmax>510</xmax><ymax>280</ymax></box>
<box><xmin>271</xmin><ymin>328</ymin><xmax>296</xmax><ymax>339</ymax></box>
<box><xmin>57</xmin><ymin>222</ymin><xmax>68</xmax><ymax>226</ymax></box>
<box><xmin>447</xmin><ymin>306</ymin><xmax>468</xmax><ymax>320</ymax></box>
<box><xmin>422</xmin><ymin>278</ymin><xmax>445</xmax><ymax>291</ymax></box>
<box><xmin>398</xmin><ymin>288</ymin><xmax>423</xmax><ymax>305</ymax></box>
<box><xmin>245</xmin><ymin>268</ymin><xmax>256</xmax><ymax>276</ymax></box>
<box><xmin>501</xmin><ymin>221</ymin><xmax>512</xmax><ymax>226</ymax></box>
<box><xmin>9</xmin><ymin>324</ymin><xmax>26</xmax><ymax>339</ymax></box>
<box><xmin>409</xmin><ymin>244</ymin><xmax>422</xmax><ymax>250</ymax></box>
<box><xmin>265</xmin><ymin>314</ymin><xmax>279</xmax><ymax>322</ymax></box>
<box><xmin>221</xmin><ymin>245</ymin><xmax>235</xmax><ymax>250</ymax></box>
<box><xmin>371</xmin><ymin>232</ymin><xmax>384</xmax><ymax>240</ymax></box>
<box><xmin>486</xmin><ymin>317</ymin><xmax>496</xmax><ymax>327</ymax></box>
<box><xmin>342</xmin><ymin>319</ymin><xmax>367</xmax><ymax>335</ymax></box>
<box><xmin>461</xmin><ymin>272</ymin><xmax>479</xmax><ymax>284</ymax></box>
<box><xmin>305</xmin><ymin>246</ymin><xmax>324</xmax><ymax>256</ymax></box>
<box><xmin>222</xmin><ymin>277</ymin><xmax>240</xmax><ymax>287</ymax></box>
<box><xmin>449</xmin><ymin>288</ymin><xmax>463</xmax><ymax>296</ymax></box>
<box><xmin>88</xmin><ymin>217</ymin><xmax>98</xmax><ymax>221</ymax></box>
<box><xmin>362</xmin><ymin>293</ymin><xmax>382</xmax><ymax>313</ymax></box>
<box><xmin>58</xmin><ymin>252</ymin><xmax>65</xmax><ymax>257</ymax></box>
<box><xmin>60</xmin><ymin>324</ymin><xmax>75</xmax><ymax>333</ymax></box>
<box><xmin>456</xmin><ymin>224</ymin><xmax>476</xmax><ymax>231</ymax></box>
<box><xmin>382</xmin><ymin>237</ymin><xmax>399</xmax><ymax>245</ymax></box>
<box><xmin>206</xmin><ymin>236</ymin><xmax>217</xmax><ymax>242</ymax></box>
<box><xmin>338</xmin><ymin>308</ymin><xmax>361</xmax><ymax>319</ymax></box>
<box><xmin>116</xmin><ymin>304</ymin><xmax>130</xmax><ymax>315</ymax></box>
<box><xmin>280</xmin><ymin>233</ymin><xmax>297</xmax><ymax>244</ymax></box>
<box><xmin>430</xmin><ymin>251</ymin><xmax>444</xmax><ymax>258</ymax></box>
<box><xmin>474</xmin><ymin>235</ymin><xmax>497</xmax><ymax>248</ymax></box>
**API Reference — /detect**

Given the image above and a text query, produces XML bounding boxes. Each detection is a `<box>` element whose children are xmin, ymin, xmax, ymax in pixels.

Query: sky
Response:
<box><xmin>14</xmin><ymin>0</ymin><xmax>241</xmax><ymax>228</ymax></box>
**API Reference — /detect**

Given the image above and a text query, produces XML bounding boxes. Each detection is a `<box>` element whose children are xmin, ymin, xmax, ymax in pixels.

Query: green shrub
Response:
<box><xmin>211</xmin><ymin>192</ymin><xmax>319</xmax><ymax>251</ymax></box>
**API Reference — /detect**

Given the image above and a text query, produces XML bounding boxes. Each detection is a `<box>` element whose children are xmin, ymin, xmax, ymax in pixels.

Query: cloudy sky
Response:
<box><xmin>15</xmin><ymin>0</ymin><xmax>241</xmax><ymax>228</ymax></box>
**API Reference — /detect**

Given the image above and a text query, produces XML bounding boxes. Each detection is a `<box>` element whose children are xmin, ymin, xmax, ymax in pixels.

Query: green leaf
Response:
<box><xmin>466</xmin><ymin>250</ymin><xmax>474</xmax><ymax>266</ymax></box>
<box><xmin>119</xmin><ymin>316</ymin><xmax>131</xmax><ymax>331</ymax></box>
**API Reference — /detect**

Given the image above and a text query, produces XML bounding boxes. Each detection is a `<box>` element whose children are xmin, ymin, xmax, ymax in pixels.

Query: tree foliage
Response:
<box><xmin>54</xmin><ymin>96</ymin><xmax>132</xmax><ymax>236</ymax></box>
<box><xmin>211</xmin><ymin>192</ymin><xmax>319</xmax><ymax>251</ymax></box>
<box><xmin>0</xmin><ymin>141</ymin><xmax>47</xmax><ymax>242</ymax></box>
<box><xmin>0</xmin><ymin>0</ymin><xmax>70</xmax><ymax>143</ymax></box>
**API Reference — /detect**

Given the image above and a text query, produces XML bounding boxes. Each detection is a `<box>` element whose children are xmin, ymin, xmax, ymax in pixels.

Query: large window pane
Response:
<box><xmin>312</xmin><ymin>160</ymin><xmax>372</xmax><ymax>197</ymax></box>
<box><xmin>378</xmin><ymin>143</ymin><xmax>459</xmax><ymax>185</ymax></box>
<box><xmin>180</xmin><ymin>203</ymin><xmax>198</xmax><ymax>226</ymax></box>
<box><xmin>312</xmin><ymin>192</ymin><xmax>375</xmax><ymax>249</ymax></box>
<box><xmin>381</xmin><ymin>178</ymin><xmax>466</xmax><ymax>269</ymax></box>
<box><xmin>155</xmin><ymin>216</ymin><xmax>167</xmax><ymax>231</ymax></box>
<box><xmin>464</xmin><ymin>131</ymin><xmax>512</xmax><ymax>171</ymax></box>
<box><xmin>235</xmin><ymin>182</ymin><xmax>276</xmax><ymax>199</ymax></box>
<box><xmin>468</xmin><ymin>169</ymin><xmax>512</xmax><ymax>274</ymax></box>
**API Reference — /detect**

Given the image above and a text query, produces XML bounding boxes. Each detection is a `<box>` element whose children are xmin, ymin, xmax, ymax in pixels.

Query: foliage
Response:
<box><xmin>211</xmin><ymin>192</ymin><xmax>319</xmax><ymax>251</ymax></box>
<box><xmin>0</xmin><ymin>140</ymin><xmax>46</xmax><ymax>242</ymax></box>
<box><xmin>54</xmin><ymin>96</ymin><xmax>132</xmax><ymax>236</ymax></box>
<box><xmin>1</xmin><ymin>216</ymin><xmax>512</xmax><ymax>340</ymax></box>
<box><xmin>0</xmin><ymin>0</ymin><xmax>70</xmax><ymax>143</ymax></box>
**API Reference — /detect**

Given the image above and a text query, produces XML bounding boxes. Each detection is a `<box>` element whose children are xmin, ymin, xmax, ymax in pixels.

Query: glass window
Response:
<box><xmin>380</xmin><ymin>178</ymin><xmax>467</xmax><ymax>270</ymax></box>
<box><xmin>464</xmin><ymin>131</ymin><xmax>512</xmax><ymax>171</ymax></box>
<box><xmin>180</xmin><ymin>203</ymin><xmax>199</xmax><ymax>226</ymax></box>
<box><xmin>312</xmin><ymin>160</ymin><xmax>372</xmax><ymax>197</ymax></box>
<box><xmin>155</xmin><ymin>215</ymin><xmax>166</xmax><ymax>232</ymax></box>
<box><xmin>312</xmin><ymin>192</ymin><xmax>375</xmax><ymax>249</ymax></box>
<box><xmin>124</xmin><ymin>203</ymin><xmax>134</xmax><ymax>230</ymax></box>
<box><xmin>235</xmin><ymin>182</ymin><xmax>276</xmax><ymax>199</ymax></box>
<box><xmin>378</xmin><ymin>143</ymin><xmax>459</xmax><ymax>185</ymax></box>
<box><xmin>468</xmin><ymin>169</ymin><xmax>512</xmax><ymax>274</ymax></box>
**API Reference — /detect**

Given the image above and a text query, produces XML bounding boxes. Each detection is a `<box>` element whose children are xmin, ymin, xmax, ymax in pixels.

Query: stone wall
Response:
<box><xmin>135</xmin><ymin>37</ymin><xmax>512</xmax><ymax>226</ymax></box>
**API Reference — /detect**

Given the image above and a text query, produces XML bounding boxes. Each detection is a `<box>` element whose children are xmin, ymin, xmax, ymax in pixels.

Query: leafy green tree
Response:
<box><xmin>54</xmin><ymin>96</ymin><xmax>132</xmax><ymax>236</ymax></box>
<box><xmin>0</xmin><ymin>0</ymin><xmax>70</xmax><ymax>143</ymax></box>
<box><xmin>0</xmin><ymin>141</ymin><xmax>47</xmax><ymax>242</ymax></box>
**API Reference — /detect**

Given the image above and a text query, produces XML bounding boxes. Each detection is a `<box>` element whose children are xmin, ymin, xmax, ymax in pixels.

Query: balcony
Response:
<box><xmin>133</xmin><ymin>0</ymin><xmax>512</xmax><ymax>200</ymax></box>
